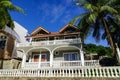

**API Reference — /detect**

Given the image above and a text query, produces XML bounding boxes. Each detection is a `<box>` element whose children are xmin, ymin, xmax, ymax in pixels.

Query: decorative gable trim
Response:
<box><xmin>59</xmin><ymin>24</ymin><xmax>78</xmax><ymax>33</ymax></box>
<box><xmin>31</xmin><ymin>27</ymin><xmax>50</xmax><ymax>36</ymax></box>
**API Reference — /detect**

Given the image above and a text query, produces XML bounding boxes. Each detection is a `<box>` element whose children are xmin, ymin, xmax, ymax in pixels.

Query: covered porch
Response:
<box><xmin>21</xmin><ymin>46</ymin><xmax>99</xmax><ymax>69</ymax></box>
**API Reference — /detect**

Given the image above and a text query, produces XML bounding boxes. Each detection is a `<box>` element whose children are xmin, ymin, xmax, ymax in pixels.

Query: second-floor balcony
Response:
<box><xmin>17</xmin><ymin>38</ymin><xmax>81</xmax><ymax>47</ymax></box>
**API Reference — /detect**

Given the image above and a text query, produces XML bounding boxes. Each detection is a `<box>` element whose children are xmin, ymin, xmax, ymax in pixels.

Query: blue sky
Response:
<box><xmin>10</xmin><ymin>0</ymin><xmax>109</xmax><ymax>46</ymax></box>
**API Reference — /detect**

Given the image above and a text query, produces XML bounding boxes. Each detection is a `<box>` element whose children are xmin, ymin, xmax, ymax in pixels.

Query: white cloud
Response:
<box><xmin>50</xmin><ymin>4</ymin><xmax>66</xmax><ymax>23</ymax></box>
<box><xmin>66</xmin><ymin>0</ymin><xmax>73</xmax><ymax>4</ymax></box>
<box><xmin>34</xmin><ymin>0</ymin><xmax>82</xmax><ymax>27</ymax></box>
<box><xmin>36</xmin><ymin>1</ymin><xmax>72</xmax><ymax>23</ymax></box>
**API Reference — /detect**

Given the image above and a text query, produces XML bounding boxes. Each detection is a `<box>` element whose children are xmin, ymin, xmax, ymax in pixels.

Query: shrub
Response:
<box><xmin>99</xmin><ymin>57</ymin><xmax>117</xmax><ymax>66</ymax></box>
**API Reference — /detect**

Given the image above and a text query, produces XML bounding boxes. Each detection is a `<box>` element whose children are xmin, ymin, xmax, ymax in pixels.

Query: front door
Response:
<box><xmin>34</xmin><ymin>55</ymin><xmax>39</xmax><ymax>62</ymax></box>
<box><xmin>64</xmin><ymin>52</ymin><xmax>78</xmax><ymax>61</ymax></box>
<box><xmin>33</xmin><ymin>54</ymin><xmax>46</xmax><ymax>62</ymax></box>
<box><xmin>41</xmin><ymin>54</ymin><xmax>46</xmax><ymax>62</ymax></box>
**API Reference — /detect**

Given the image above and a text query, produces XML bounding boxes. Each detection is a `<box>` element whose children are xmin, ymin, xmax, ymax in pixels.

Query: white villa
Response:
<box><xmin>17</xmin><ymin>24</ymin><xmax>100</xmax><ymax>69</ymax></box>
<box><xmin>0</xmin><ymin>24</ymin><xmax>120</xmax><ymax>78</ymax></box>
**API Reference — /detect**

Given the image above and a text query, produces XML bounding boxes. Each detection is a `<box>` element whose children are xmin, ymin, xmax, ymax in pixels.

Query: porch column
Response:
<box><xmin>21</xmin><ymin>53</ymin><xmax>26</xmax><ymax>68</ymax></box>
<box><xmin>50</xmin><ymin>52</ymin><xmax>53</xmax><ymax>67</ymax></box>
<box><xmin>38</xmin><ymin>52</ymin><xmax>41</xmax><ymax>68</ymax></box>
<box><xmin>116</xmin><ymin>43</ymin><xmax>120</xmax><ymax>63</ymax></box>
<box><xmin>80</xmin><ymin>50</ymin><xmax>84</xmax><ymax>66</ymax></box>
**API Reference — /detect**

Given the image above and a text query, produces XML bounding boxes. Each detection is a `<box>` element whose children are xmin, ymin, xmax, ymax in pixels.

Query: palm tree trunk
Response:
<box><xmin>0</xmin><ymin>58</ymin><xmax>3</xmax><ymax>69</ymax></box>
<box><xmin>0</xmin><ymin>51</ymin><xmax>4</xmax><ymax>69</ymax></box>
<box><xmin>102</xmin><ymin>18</ymin><xmax>116</xmax><ymax>56</ymax></box>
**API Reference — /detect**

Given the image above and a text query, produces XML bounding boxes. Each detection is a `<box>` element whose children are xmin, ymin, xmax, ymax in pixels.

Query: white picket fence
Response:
<box><xmin>0</xmin><ymin>66</ymin><xmax>120</xmax><ymax>77</ymax></box>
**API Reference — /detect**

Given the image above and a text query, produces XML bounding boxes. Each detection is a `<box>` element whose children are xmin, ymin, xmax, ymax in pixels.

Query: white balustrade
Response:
<box><xmin>23</xmin><ymin>62</ymin><xmax>50</xmax><ymax>69</ymax></box>
<box><xmin>23</xmin><ymin>60</ymin><xmax>99</xmax><ymax>69</ymax></box>
<box><xmin>24</xmin><ymin>62</ymin><xmax>39</xmax><ymax>69</ymax></box>
<box><xmin>53</xmin><ymin>61</ymin><xmax>82</xmax><ymax>67</ymax></box>
<box><xmin>17</xmin><ymin>38</ymin><xmax>81</xmax><ymax>47</ymax></box>
<box><xmin>84</xmin><ymin>60</ymin><xmax>99</xmax><ymax>66</ymax></box>
<box><xmin>0</xmin><ymin>67</ymin><xmax>120</xmax><ymax>77</ymax></box>
<box><xmin>40</xmin><ymin>62</ymin><xmax>50</xmax><ymax>67</ymax></box>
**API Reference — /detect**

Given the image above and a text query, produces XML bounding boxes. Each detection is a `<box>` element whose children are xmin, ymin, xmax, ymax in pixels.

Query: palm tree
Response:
<box><xmin>0</xmin><ymin>0</ymin><xmax>24</xmax><ymax>30</ymax></box>
<box><xmin>102</xmin><ymin>16</ymin><xmax>120</xmax><ymax>47</ymax></box>
<box><xmin>70</xmin><ymin>0</ymin><xmax>119</xmax><ymax>58</ymax></box>
<box><xmin>108</xmin><ymin>0</ymin><xmax>120</xmax><ymax>13</ymax></box>
<box><xmin>0</xmin><ymin>0</ymin><xmax>24</xmax><ymax>69</ymax></box>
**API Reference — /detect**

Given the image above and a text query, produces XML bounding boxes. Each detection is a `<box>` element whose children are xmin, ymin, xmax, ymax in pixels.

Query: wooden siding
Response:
<box><xmin>0</xmin><ymin>31</ymin><xmax>15</xmax><ymax>59</ymax></box>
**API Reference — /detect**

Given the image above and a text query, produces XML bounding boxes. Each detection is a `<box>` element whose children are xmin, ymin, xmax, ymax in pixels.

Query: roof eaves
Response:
<box><xmin>59</xmin><ymin>24</ymin><xmax>78</xmax><ymax>33</ymax></box>
<box><xmin>31</xmin><ymin>26</ymin><xmax>50</xmax><ymax>35</ymax></box>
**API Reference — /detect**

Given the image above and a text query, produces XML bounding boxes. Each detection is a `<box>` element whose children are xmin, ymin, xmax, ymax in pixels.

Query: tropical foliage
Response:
<box><xmin>0</xmin><ymin>0</ymin><xmax>24</xmax><ymax>30</ymax></box>
<box><xmin>84</xmin><ymin>43</ymin><xmax>112</xmax><ymax>57</ymax></box>
<box><xmin>105</xmin><ymin>0</ymin><xmax>120</xmax><ymax>48</ymax></box>
<box><xmin>70</xmin><ymin>0</ymin><xmax>120</xmax><ymax>57</ymax></box>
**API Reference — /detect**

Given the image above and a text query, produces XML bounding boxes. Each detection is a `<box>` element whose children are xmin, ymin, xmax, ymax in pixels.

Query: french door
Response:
<box><xmin>33</xmin><ymin>54</ymin><xmax>46</xmax><ymax>62</ymax></box>
<box><xmin>64</xmin><ymin>52</ymin><xmax>78</xmax><ymax>61</ymax></box>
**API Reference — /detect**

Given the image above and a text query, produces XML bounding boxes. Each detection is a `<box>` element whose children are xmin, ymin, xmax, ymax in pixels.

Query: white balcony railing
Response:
<box><xmin>24</xmin><ymin>62</ymin><xmax>50</xmax><ymax>69</ymax></box>
<box><xmin>0</xmin><ymin>66</ymin><xmax>120</xmax><ymax>77</ymax></box>
<box><xmin>23</xmin><ymin>60</ymin><xmax>99</xmax><ymax>69</ymax></box>
<box><xmin>17</xmin><ymin>38</ymin><xmax>81</xmax><ymax>47</ymax></box>
<box><xmin>24</xmin><ymin>62</ymin><xmax>39</xmax><ymax>69</ymax></box>
<box><xmin>53</xmin><ymin>61</ymin><xmax>82</xmax><ymax>67</ymax></box>
<box><xmin>84</xmin><ymin>60</ymin><xmax>100</xmax><ymax>66</ymax></box>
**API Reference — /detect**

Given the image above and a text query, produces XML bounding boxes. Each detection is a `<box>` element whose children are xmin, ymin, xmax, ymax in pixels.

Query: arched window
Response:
<box><xmin>0</xmin><ymin>34</ymin><xmax>7</xmax><ymax>50</ymax></box>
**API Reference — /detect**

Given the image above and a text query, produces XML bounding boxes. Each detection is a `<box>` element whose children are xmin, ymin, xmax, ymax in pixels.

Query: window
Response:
<box><xmin>64</xmin><ymin>52</ymin><xmax>78</xmax><ymax>61</ymax></box>
<box><xmin>41</xmin><ymin>54</ymin><xmax>46</xmax><ymax>62</ymax></box>
<box><xmin>0</xmin><ymin>35</ymin><xmax>7</xmax><ymax>50</ymax></box>
<box><xmin>55</xmin><ymin>37</ymin><xmax>59</xmax><ymax>40</ymax></box>
<box><xmin>33</xmin><ymin>54</ymin><xmax>39</xmax><ymax>62</ymax></box>
<box><xmin>64</xmin><ymin>35</ymin><xmax>77</xmax><ymax>39</ymax></box>
<box><xmin>32</xmin><ymin>52</ymin><xmax>39</xmax><ymax>62</ymax></box>
<box><xmin>32</xmin><ymin>52</ymin><xmax>47</xmax><ymax>62</ymax></box>
<box><xmin>32</xmin><ymin>37</ymin><xmax>48</xmax><ymax>42</ymax></box>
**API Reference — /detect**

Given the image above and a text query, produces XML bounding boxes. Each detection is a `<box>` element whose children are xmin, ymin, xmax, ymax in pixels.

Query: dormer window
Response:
<box><xmin>0</xmin><ymin>35</ymin><xmax>7</xmax><ymax>50</ymax></box>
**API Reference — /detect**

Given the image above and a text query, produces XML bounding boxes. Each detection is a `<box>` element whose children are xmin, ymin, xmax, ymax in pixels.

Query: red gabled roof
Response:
<box><xmin>31</xmin><ymin>26</ymin><xmax>50</xmax><ymax>36</ymax></box>
<box><xmin>59</xmin><ymin>24</ymin><xmax>78</xmax><ymax>33</ymax></box>
<box><xmin>25</xmin><ymin>32</ymin><xmax>80</xmax><ymax>38</ymax></box>
<box><xmin>25</xmin><ymin>24</ymin><xmax>80</xmax><ymax>38</ymax></box>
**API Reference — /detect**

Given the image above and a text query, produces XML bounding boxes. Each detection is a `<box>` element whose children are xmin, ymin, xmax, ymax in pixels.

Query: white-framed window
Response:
<box><xmin>55</xmin><ymin>37</ymin><xmax>59</xmax><ymax>40</ymax></box>
<box><xmin>64</xmin><ymin>52</ymin><xmax>78</xmax><ymax>61</ymax></box>
<box><xmin>0</xmin><ymin>35</ymin><xmax>7</xmax><ymax>50</ymax></box>
<box><xmin>41</xmin><ymin>54</ymin><xmax>46</xmax><ymax>62</ymax></box>
<box><xmin>33</xmin><ymin>54</ymin><xmax>39</xmax><ymax>62</ymax></box>
<box><xmin>32</xmin><ymin>53</ymin><xmax>47</xmax><ymax>62</ymax></box>
<box><xmin>64</xmin><ymin>35</ymin><xmax>77</xmax><ymax>39</ymax></box>
<box><xmin>32</xmin><ymin>37</ymin><xmax>48</xmax><ymax>42</ymax></box>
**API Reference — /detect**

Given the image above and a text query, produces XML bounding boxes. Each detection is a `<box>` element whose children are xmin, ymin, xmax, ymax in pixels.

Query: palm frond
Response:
<box><xmin>107</xmin><ymin>0</ymin><xmax>118</xmax><ymax>5</ymax></box>
<box><xmin>9</xmin><ymin>5</ymin><xmax>24</xmax><ymax>13</ymax></box>
<box><xmin>0</xmin><ymin>1</ymin><xmax>24</xmax><ymax>13</ymax></box>
<box><xmin>69</xmin><ymin>15</ymin><xmax>81</xmax><ymax>25</ymax></box>
<box><xmin>77</xmin><ymin>13</ymin><xmax>90</xmax><ymax>28</ymax></box>
<box><xmin>88</xmin><ymin>12</ymin><xmax>98</xmax><ymax>23</ymax></box>
<box><xmin>102</xmin><ymin>31</ymin><xmax>107</xmax><ymax>40</ymax></box>
<box><xmin>92</xmin><ymin>17</ymin><xmax>101</xmax><ymax>42</ymax></box>
<box><xmin>5</xmin><ymin>10</ymin><xmax>15</xmax><ymax>29</ymax></box>
<box><xmin>77</xmin><ymin>14</ymin><xmax>92</xmax><ymax>39</ymax></box>
<box><xmin>100</xmin><ymin>5</ymin><xmax>118</xmax><ymax>15</ymax></box>
<box><xmin>0</xmin><ymin>0</ymin><xmax>24</xmax><ymax>30</ymax></box>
